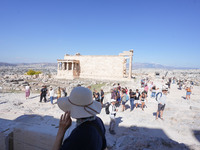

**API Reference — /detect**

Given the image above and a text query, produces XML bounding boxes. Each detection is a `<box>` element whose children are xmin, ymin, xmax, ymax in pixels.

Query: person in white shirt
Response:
<box><xmin>48</xmin><ymin>87</ymin><xmax>54</xmax><ymax>104</ymax></box>
<box><xmin>109</xmin><ymin>99</ymin><xmax>118</xmax><ymax>135</ymax></box>
<box><xmin>156</xmin><ymin>87</ymin><xmax>168</xmax><ymax>120</ymax></box>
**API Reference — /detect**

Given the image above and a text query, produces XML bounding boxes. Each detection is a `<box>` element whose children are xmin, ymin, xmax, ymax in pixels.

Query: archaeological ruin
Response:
<box><xmin>57</xmin><ymin>50</ymin><xmax>134</xmax><ymax>80</ymax></box>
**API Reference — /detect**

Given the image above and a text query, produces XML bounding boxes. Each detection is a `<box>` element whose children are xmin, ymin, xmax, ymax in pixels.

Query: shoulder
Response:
<box><xmin>61</xmin><ymin>117</ymin><xmax>106</xmax><ymax>150</ymax></box>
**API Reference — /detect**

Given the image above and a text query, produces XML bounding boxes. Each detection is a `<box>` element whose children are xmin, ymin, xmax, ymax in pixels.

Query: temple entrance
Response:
<box><xmin>57</xmin><ymin>60</ymin><xmax>80</xmax><ymax>79</ymax></box>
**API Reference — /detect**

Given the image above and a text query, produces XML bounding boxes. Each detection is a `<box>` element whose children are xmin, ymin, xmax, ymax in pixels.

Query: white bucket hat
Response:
<box><xmin>162</xmin><ymin>86</ymin><xmax>168</xmax><ymax>91</ymax></box>
<box><xmin>57</xmin><ymin>86</ymin><xmax>102</xmax><ymax>119</ymax></box>
<box><xmin>110</xmin><ymin>99</ymin><xmax>116</xmax><ymax>103</ymax></box>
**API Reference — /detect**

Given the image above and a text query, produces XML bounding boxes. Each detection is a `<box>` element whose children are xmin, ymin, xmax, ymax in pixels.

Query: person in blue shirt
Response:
<box><xmin>52</xmin><ymin>87</ymin><xmax>107</xmax><ymax>150</ymax></box>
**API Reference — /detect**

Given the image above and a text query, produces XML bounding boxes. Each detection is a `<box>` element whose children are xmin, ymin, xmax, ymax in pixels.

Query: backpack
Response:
<box><xmin>105</xmin><ymin>103</ymin><xmax>110</xmax><ymax>114</ymax></box>
<box><xmin>156</xmin><ymin>92</ymin><xmax>162</xmax><ymax>101</ymax></box>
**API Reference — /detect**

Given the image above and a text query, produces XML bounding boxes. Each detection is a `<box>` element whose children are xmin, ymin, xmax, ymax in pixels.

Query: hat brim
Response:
<box><xmin>57</xmin><ymin>97</ymin><xmax>102</xmax><ymax>119</ymax></box>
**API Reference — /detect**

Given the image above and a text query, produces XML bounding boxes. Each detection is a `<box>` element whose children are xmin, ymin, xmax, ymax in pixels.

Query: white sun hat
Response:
<box><xmin>110</xmin><ymin>99</ymin><xmax>116</xmax><ymax>103</ymax></box>
<box><xmin>57</xmin><ymin>86</ymin><xmax>102</xmax><ymax>119</ymax></box>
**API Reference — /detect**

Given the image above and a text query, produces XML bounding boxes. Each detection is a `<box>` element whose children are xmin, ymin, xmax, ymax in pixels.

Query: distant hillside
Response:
<box><xmin>0</xmin><ymin>62</ymin><xmax>57</xmax><ymax>67</ymax></box>
<box><xmin>0</xmin><ymin>62</ymin><xmax>16</xmax><ymax>66</ymax></box>
<box><xmin>132</xmin><ymin>62</ymin><xmax>198</xmax><ymax>70</ymax></box>
<box><xmin>0</xmin><ymin>62</ymin><xmax>198</xmax><ymax>70</ymax></box>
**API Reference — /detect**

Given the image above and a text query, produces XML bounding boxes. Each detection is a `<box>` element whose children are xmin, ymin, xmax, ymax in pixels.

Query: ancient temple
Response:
<box><xmin>57</xmin><ymin>50</ymin><xmax>133</xmax><ymax>80</ymax></box>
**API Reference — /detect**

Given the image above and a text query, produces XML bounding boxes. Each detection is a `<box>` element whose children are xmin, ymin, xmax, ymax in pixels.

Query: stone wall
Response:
<box><xmin>58</xmin><ymin>55</ymin><xmax>125</xmax><ymax>80</ymax></box>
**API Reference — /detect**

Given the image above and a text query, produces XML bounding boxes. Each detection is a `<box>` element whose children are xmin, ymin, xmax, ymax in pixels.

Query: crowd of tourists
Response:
<box><xmin>49</xmin><ymin>77</ymin><xmax>194</xmax><ymax>150</ymax></box>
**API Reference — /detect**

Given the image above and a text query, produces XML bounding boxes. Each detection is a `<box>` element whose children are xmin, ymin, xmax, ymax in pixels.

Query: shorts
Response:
<box><xmin>186</xmin><ymin>92</ymin><xmax>191</xmax><ymax>95</ymax></box>
<box><xmin>158</xmin><ymin>104</ymin><xmax>165</xmax><ymax>111</ymax></box>
<box><xmin>134</xmin><ymin>100</ymin><xmax>140</xmax><ymax>104</ymax></box>
<box><xmin>122</xmin><ymin>101</ymin><xmax>127</xmax><ymax>105</ymax></box>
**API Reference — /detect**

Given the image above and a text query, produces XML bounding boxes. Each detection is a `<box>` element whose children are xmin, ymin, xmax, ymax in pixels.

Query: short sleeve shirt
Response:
<box><xmin>60</xmin><ymin>117</ymin><xmax>107</xmax><ymax>150</ymax></box>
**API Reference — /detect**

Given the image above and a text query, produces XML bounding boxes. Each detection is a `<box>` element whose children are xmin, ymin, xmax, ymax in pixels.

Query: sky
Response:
<box><xmin>0</xmin><ymin>0</ymin><xmax>200</xmax><ymax>68</ymax></box>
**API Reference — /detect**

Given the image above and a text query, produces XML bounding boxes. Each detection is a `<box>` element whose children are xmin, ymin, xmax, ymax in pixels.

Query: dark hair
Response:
<box><xmin>122</xmin><ymin>89</ymin><xmax>126</xmax><ymax>93</ymax></box>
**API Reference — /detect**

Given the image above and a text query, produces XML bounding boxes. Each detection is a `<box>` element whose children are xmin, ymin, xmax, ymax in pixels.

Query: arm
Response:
<box><xmin>52</xmin><ymin>111</ymin><xmax>72</xmax><ymax>150</ymax></box>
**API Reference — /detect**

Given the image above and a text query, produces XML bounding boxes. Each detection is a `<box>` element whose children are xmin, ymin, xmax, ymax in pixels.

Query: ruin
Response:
<box><xmin>57</xmin><ymin>50</ymin><xmax>134</xmax><ymax>80</ymax></box>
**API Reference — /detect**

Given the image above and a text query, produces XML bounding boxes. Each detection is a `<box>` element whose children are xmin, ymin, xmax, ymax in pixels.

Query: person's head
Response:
<box><xmin>162</xmin><ymin>87</ymin><xmax>168</xmax><ymax>94</ymax></box>
<box><xmin>118</xmin><ymin>83</ymin><xmax>120</xmax><ymax>86</ymax></box>
<box><xmin>136</xmin><ymin>89</ymin><xmax>139</xmax><ymax>93</ymax></box>
<box><xmin>129</xmin><ymin>89</ymin><xmax>132</xmax><ymax>92</ymax></box>
<box><xmin>50</xmin><ymin>87</ymin><xmax>52</xmax><ymax>91</ymax></box>
<box><xmin>122</xmin><ymin>89</ymin><xmax>126</xmax><ymax>94</ymax></box>
<box><xmin>57</xmin><ymin>86</ymin><xmax>102</xmax><ymax>119</ymax></box>
<box><xmin>58</xmin><ymin>87</ymin><xmax>60</xmax><ymax>90</ymax></box>
<box><xmin>111</xmin><ymin>99</ymin><xmax>116</xmax><ymax>105</ymax></box>
<box><xmin>77</xmin><ymin>84</ymin><xmax>81</xmax><ymax>87</ymax></box>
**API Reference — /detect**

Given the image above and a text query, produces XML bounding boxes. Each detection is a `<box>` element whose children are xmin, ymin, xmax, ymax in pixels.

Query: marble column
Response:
<box><xmin>72</xmin><ymin>62</ymin><xmax>74</xmax><ymax>70</ymax></box>
<box><xmin>129</xmin><ymin>50</ymin><xmax>133</xmax><ymax>79</ymax></box>
<box><xmin>67</xmin><ymin>62</ymin><xmax>69</xmax><ymax>70</ymax></box>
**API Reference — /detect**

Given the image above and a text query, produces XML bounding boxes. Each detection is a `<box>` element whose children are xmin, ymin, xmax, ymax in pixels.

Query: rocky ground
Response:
<box><xmin>0</xmin><ymin>66</ymin><xmax>200</xmax><ymax>150</ymax></box>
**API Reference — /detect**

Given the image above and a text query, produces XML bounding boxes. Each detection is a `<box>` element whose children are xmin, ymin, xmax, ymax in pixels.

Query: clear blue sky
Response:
<box><xmin>0</xmin><ymin>0</ymin><xmax>200</xmax><ymax>68</ymax></box>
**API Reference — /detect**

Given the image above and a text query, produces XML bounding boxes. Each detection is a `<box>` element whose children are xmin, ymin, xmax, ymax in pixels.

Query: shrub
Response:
<box><xmin>26</xmin><ymin>70</ymin><xmax>42</xmax><ymax>75</ymax></box>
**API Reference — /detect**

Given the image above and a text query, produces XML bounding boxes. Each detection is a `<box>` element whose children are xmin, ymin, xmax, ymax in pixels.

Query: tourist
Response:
<box><xmin>116</xmin><ymin>88</ymin><xmax>121</xmax><ymax>105</ymax></box>
<box><xmin>53</xmin><ymin>86</ymin><xmax>107</xmax><ymax>150</ymax></box>
<box><xmin>140</xmin><ymin>91</ymin><xmax>146</xmax><ymax>111</ymax></box>
<box><xmin>149</xmin><ymin>82</ymin><xmax>153</xmax><ymax>92</ymax></box>
<box><xmin>95</xmin><ymin>90</ymin><xmax>100</xmax><ymax>102</ymax></box>
<box><xmin>109</xmin><ymin>99</ymin><xmax>118</xmax><ymax>135</ymax></box>
<box><xmin>129</xmin><ymin>89</ymin><xmax>135</xmax><ymax>111</ymax></box>
<box><xmin>48</xmin><ymin>87</ymin><xmax>54</xmax><ymax>104</ymax></box>
<box><xmin>186</xmin><ymin>86</ymin><xmax>192</xmax><ymax>100</ymax></box>
<box><xmin>144</xmin><ymin>84</ymin><xmax>149</xmax><ymax>97</ymax></box>
<box><xmin>57</xmin><ymin>87</ymin><xmax>61</xmax><ymax>99</ymax></box>
<box><xmin>93</xmin><ymin>88</ymin><xmax>96</xmax><ymax>100</ymax></box>
<box><xmin>156</xmin><ymin>87</ymin><xmax>168</xmax><ymax>120</ymax></box>
<box><xmin>100</xmin><ymin>89</ymin><xmax>104</xmax><ymax>105</ymax></box>
<box><xmin>25</xmin><ymin>84</ymin><xmax>31</xmax><ymax>99</ymax></box>
<box><xmin>61</xmin><ymin>88</ymin><xmax>67</xmax><ymax>97</ymax></box>
<box><xmin>151</xmin><ymin>85</ymin><xmax>157</xmax><ymax>98</ymax></box>
<box><xmin>121</xmin><ymin>89</ymin><xmax>128</xmax><ymax>111</ymax></box>
<box><xmin>125</xmin><ymin>87</ymin><xmax>128</xmax><ymax>94</ymax></box>
<box><xmin>40</xmin><ymin>85</ymin><xmax>48</xmax><ymax>103</ymax></box>
<box><xmin>134</xmin><ymin>89</ymin><xmax>141</xmax><ymax>108</ymax></box>
<box><xmin>117</xmin><ymin>83</ymin><xmax>121</xmax><ymax>91</ymax></box>
<box><xmin>111</xmin><ymin>89</ymin><xmax>116</xmax><ymax>100</ymax></box>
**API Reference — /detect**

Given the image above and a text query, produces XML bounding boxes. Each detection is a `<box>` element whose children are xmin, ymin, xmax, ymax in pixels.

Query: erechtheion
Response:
<box><xmin>57</xmin><ymin>50</ymin><xmax>134</xmax><ymax>80</ymax></box>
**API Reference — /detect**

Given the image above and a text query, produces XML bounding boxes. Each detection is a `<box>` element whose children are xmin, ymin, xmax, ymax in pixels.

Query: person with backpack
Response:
<box><xmin>129</xmin><ymin>89</ymin><xmax>135</xmax><ymax>111</ymax></box>
<box><xmin>109</xmin><ymin>99</ymin><xmax>118</xmax><ymax>135</ymax></box>
<box><xmin>156</xmin><ymin>87</ymin><xmax>168</xmax><ymax>120</ymax></box>
<box><xmin>53</xmin><ymin>86</ymin><xmax>107</xmax><ymax>150</ymax></box>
